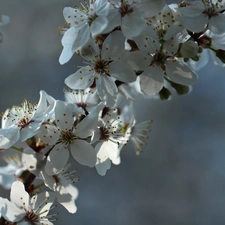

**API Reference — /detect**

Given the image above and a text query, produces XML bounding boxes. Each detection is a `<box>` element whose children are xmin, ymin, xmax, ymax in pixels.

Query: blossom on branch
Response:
<box><xmin>0</xmin><ymin>181</ymin><xmax>56</xmax><ymax>225</ymax></box>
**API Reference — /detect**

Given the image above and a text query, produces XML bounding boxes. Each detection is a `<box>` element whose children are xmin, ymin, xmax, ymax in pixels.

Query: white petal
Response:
<box><xmin>34</xmin><ymin>90</ymin><xmax>48</xmax><ymax>117</ymax></box>
<box><xmin>0</xmin><ymin>127</ymin><xmax>20</xmax><ymax>149</ymax></box>
<box><xmin>90</xmin><ymin>16</ymin><xmax>108</xmax><ymax>35</ymax></box>
<box><xmin>209</xmin><ymin>14</ymin><xmax>225</xmax><ymax>34</ymax></box>
<box><xmin>1</xmin><ymin>198</ymin><xmax>25</xmax><ymax>222</ymax></box>
<box><xmin>64</xmin><ymin>184</ymin><xmax>79</xmax><ymax>200</ymax></box>
<box><xmin>20</xmin><ymin>127</ymin><xmax>36</xmax><ymax>142</ymax></box>
<box><xmin>55</xmin><ymin>101</ymin><xmax>74</xmax><ymax>131</ymax></box>
<box><xmin>166</xmin><ymin>60</ymin><xmax>198</xmax><ymax>85</ymax></box>
<box><xmin>102</xmin><ymin>30</ymin><xmax>125</xmax><ymax>60</ymax></box>
<box><xmin>59</xmin><ymin>27</ymin><xmax>79</xmax><ymax>64</ymax></box>
<box><xmin>65</xmin><ymin>66</ymin><xmax>95</xmax><ymax>89</ymax></box>
<box><xmin>100</xmin><ymin>10</ymin><xmax>121</xmax><ymax>34</ymax></box>
<box><xmin>140</xmin><ymin>66</ymin><xmax>164</xmax><ymax>95</ymax></box>
<box><xmin>95</xmin><ymin>142</ymin><xmax>108</xmax><ymax>161</ymax></box>
<box><xmin>112</xmin><ymin>156</ymin><xmax>121</xmax><ymax>165</ymax></box>
<box><xmin>39</xmin><ymin>171</ymin><xmax>55</xmax><ymax>190</ymax></box>
<box><xmin>72</xmin><ymin>24</ymin><xmax>90</xmax><ymax>50</ymax></box>
<box><xmin>121</xmin><ymin>13</ymin><xmax>146</xmax><ymax>39</ymax></box>
<box><xmin>63</xmin><ymin>7</ymin><xmax>86</xmax><ymax>29</ymax></box>
<box><xmin>95</xmin><ymin>143</ymin><xmax>111</xmax><ymax>176</ymax></box>
<box><xmin>108</xmin><ymin>60</ymin><xmax>136</xmax><ymax>83</ymax></box>
<box><xmin>126</xmin><ymin>51</ymin><xmax>149</xmax><ymax>71</ymax></box>
<box><xmin>70</xmin><ymin>140</ymin><xmax>96</xmax><ymax>167</ymax></box>
<box><xmin>137</xmin><ymin>0</ymin><xmax>166</xmax><ymax>17</ymax></box>
<box><xmin>180</xmin><ymin>14</ymin><xmax>208</xmax><ymax>33</ymax></box>
<box><xmin>56</xmin><ymin>184</ymin><xmax>78</xmax><ymax>213</ymax></box>
<box><xmin>11</xmin><ymin>181</ymin><xmax>29</xmax><ymax>210</ymax></box>
<box><xmin>45</xmin><ymin>144</ymin><xmax>69</xmax><ymax>175</ymax></box>
<box><xmin>22</xmin><ymin>150</ymin><xmax>37</xmax><ymax>172</ymax></box>
<box><xmin>177</xmin><ymin>2</ymin><xmax>205</xmax><ymax>17</ymax></box>
<box><xmin>104</xmin><ymin>141</ymin><xmax>120</xmax><ymax>162</ymax></box>
<box><xmin>95</xmin><ymin>158</ymin><xmax>111</xmax><ymax>176</ymax></box>
<box><xmin>38</xmin><ymin>124</ymin><xmax>59</xmax><ymax>145</ymax></box>
<box><xmin>59</xmin><ymin>45</ymin><xmax>76</xmax><ymax>65</ymax></box>
<box><xmin>75</xmin><ymin>103</ymin><xmax>104</xmax><ymax>138</ymax></box>
<box><xmin>96</xmin><ymin>75</ymin><xmax>117</xmax><ymax>107</ymax></box>
<box><xmin>61</xmin><ymin>27</ymin><xmax>79</xmax><ymax>46</ymax></box>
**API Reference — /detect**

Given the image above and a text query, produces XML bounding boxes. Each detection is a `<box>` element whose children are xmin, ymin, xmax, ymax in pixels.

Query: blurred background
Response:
<box><xmin>1</xmin><ymin>1</ymin><xmax>225</xmax><ymax>225</ymax></box>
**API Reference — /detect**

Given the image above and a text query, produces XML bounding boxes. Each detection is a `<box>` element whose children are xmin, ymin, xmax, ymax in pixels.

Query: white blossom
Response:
<box><xmin>0</xmin><ymin>91</ymin><xmax>53</xmax><ymax>149</ymax></box>
<box><xmin>104</xmin><ymin>0</ymin><xmax>165</xmax><ymax>38</ymax></box>
<box><xmin>59</xmin><ymin>0</ymin><xmax>111</xmax><ymax>64</ymax></box>
<box><xmin>128</xmin><ymin>35</ymin><xmax>197</xmax><ymax>96</ymax></box>
<box><xmin>64</xmin><ymin>88</ymin><xmax>100</xmax><ymax>115</ymax></box>
<box><xmin>177</xmin><ymin>0</ymin><xmax>225</xmax><ymax>34</ymax></box>
<box><xmin>40</xmin><ymin>164</ymin><xmax>79</xmax><ymax>214</ymax></box>
<box><xmin>39</xmin><ymin>101</ymin><xmax>103</xmax><ymax>175</ymax></box>
<box><xmin>0</xmin><ymin>181</ymin><xmax>55</xmax><ymax>225</ymax></box>
<box><xmin>65</xmin><ymin>31</ymin><xmax>136</xmax><ymax>107</ymax></box>
<box><xmin>95</xmin><ymin>108</ymin><xmax>130</xmax><ymax>176</ymax></box>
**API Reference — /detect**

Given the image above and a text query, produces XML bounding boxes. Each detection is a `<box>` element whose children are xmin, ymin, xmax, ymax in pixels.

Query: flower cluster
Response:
<box><xmin>1</xmin><ymin>0</ymin><xmax>225</xmax><ymax>224</ymax></box>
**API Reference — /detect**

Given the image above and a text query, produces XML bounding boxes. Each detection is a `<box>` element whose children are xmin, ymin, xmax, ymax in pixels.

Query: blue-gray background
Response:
<box><xmin>1</xmin><ymin>1</ymin><xmax>225</xmax><ymax>225</ymax></box>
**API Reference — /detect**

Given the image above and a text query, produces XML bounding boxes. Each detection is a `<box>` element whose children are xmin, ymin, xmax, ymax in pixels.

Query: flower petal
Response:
<box><xmin>55</xmin><ymin>101</ymin><xmax>74</xmax><ymax>131</ymax></box>
<box><xmin>121</xmin><ymin>13</ymin><xmax>146</xmax><ymax>39</ymax></box>
<box><xmin>75</xmin><ymin>103</ymin><xmax>104</xmax><ymax>138</ymax></box>
<box><xmin>65</xmin><ymin>66</ymin><xmax>95</xmax><ymax>89</ymax></box>
<box><xmin>56</xmin><ymin>184</ymin><xmax>78</xmax><ymax>213</ymax></box>
<box><xmin>140</xmin><ymin>66</ymin><xmax>164</xmax><ymax>95</ymax></box>
<box><xmin>180</xmin><ymin>14</ymin><xmax>208</xmax><ymax>33</ymax></box>
<box><xmin>1</xmin><ymin>198</ymin><xmax>25</xmax><ymax>222</ymax></box>
<box><xmin>209</xmin><ymin>14</ymin><xmax>225</xmax><ymax>34</ymax></box>
<box><xmin>0</xmin><ymin>127</ymin><xmax>20</xmax><ymax>149</ymax></box>
<box><xmin>102</xmin><ymin>30</ymin><xmax>125</xmax><ymax>60</ymax></box>
<box><xmin>45</xmin><ymin>144</ymin><xmax>69</xmax><ymax>175</ymax></box>
<box><xmin>90</xmin><ymin>16</ymin><xmax>108</xmax><ymax>35</ymax></box>
<box><xmin>95</xmin><ymin>158</ymin><xmax>111</xmax><ymax>176</ymax></box>
<box><xmin>70</xmin><ymin>140</ymin><xmax>96</xmax><ymax>167</ymax></box>
<box><xmin>96</xmin><ymin>75</ymin><xmax>117</xmax><ymax>107</ymax></box>
<box><xmin>108</xmin><ymin>60</ymin><xmax>136</xmax><ymax>83</ymax></box>
<box><xmin>10</xmin><ymin>181</ymin><xmax>29</xmax><ymax>210</ymax></box>
<box><xmin>166</xmin><ymin>60</ymin><xmax>198</xmax><ymax>85</ymax></box>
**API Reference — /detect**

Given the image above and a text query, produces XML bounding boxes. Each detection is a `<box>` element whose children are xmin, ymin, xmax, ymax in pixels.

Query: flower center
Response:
<box><xmin>59</xmin><ymin>130</ymin><xmax>76</xmax><ymax>145</ymax></box>
<box><xmin>24</xmin><ymin>210</ymin><xmax>39</xmax><ymax>224</ymax></box>
<box><xmin>99</xmin><ymin>126</ymin><xmax>110</xmax><ymax>141</ymax></box>
<box><xmin>94</xmin><ymin>60</ymin><xmax>110</xmax><ymax>75</ymax></box>
<box><xmin>18</xmin><ymin>117</ymin><xmax>34</xmax><ymax>129</ymax></box>
<box><xmin>203</xmin><ymin>6</ymin><xmax>217</xmax><ymax>18</ymax></box>
<box><xmin>151</xmin><ymin>51</ymin><xmax>167</xmax><ymax>67</ymax></box>
<box><xmin>119</xmin><ymin>3</ymin><xmax>134</xmax><ymax>17</ymax></box>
